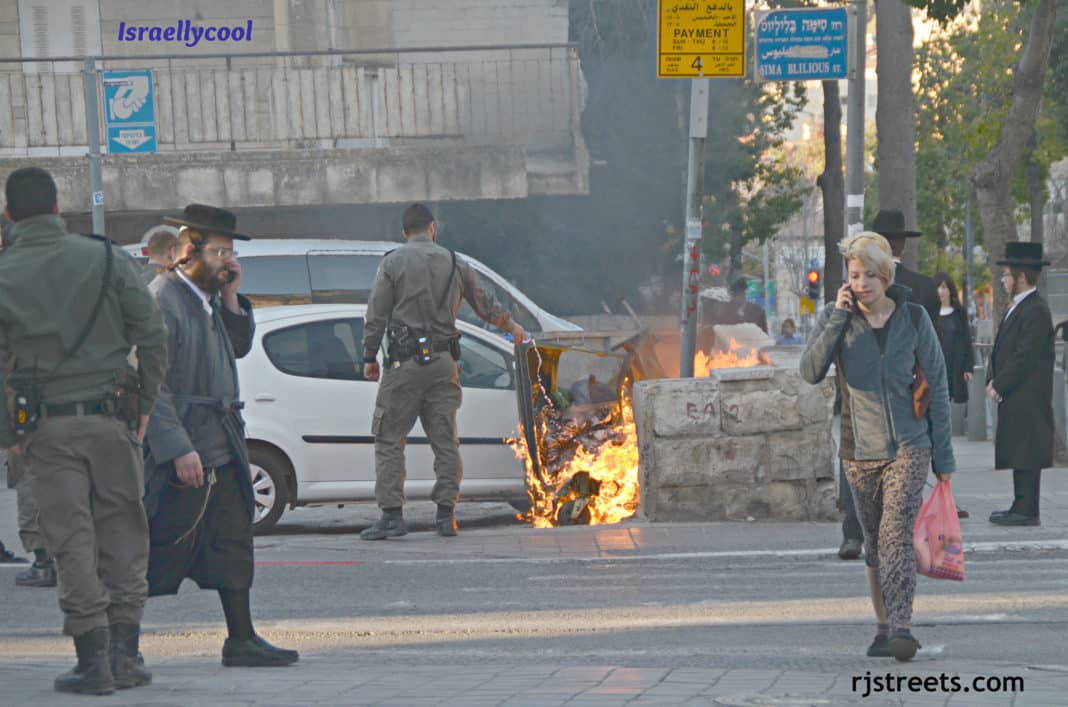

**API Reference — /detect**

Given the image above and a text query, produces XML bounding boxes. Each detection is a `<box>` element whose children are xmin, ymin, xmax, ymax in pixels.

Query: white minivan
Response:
<box><xmin>126</xmin><ymin>238</ymin><xmax>579</xmax><ymax>335</ymax></box>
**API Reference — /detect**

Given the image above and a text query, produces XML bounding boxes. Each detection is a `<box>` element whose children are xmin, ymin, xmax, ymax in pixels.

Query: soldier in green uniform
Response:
<box><xmin>361</xmin><ymin>203</ymin><xmax>527</xmax><ymax>540</ymax></box>
<box><xmin>0</xmin><ymin>167</ymin><xmax>167</xmax><ymax>695</ymax></box>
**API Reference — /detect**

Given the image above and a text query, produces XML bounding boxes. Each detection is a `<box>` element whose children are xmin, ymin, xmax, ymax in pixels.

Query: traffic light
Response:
<box><xmin>806</xmin><ymin>269</ymin><xmax>821</xmax><ymax>301</ymax></box>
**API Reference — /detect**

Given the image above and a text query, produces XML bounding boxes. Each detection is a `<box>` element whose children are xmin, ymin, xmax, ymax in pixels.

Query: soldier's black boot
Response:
<box><xmin>0</xmin><ymin>542</ymin><xmax>28</xmax><ymax>564</ymax></box>
<box><xmin>360</xmin><ymin>508</ymin><xmax>407</xmax><ymax>540</ymax></box>
<box><xmin>15</xmin><ymin>558</ymin><xmax>57</xmax><ymax>587</ymax></box>
<box><xmin>435</xmin><ymin>505</ymin><xmax>458</xmax><ymax>537</ymax></box>
<box><xmin>55</xmin><ymin>627</ymin><xmax>115</xmax><ymax>695</ymax></box>
<box><xmin>110</xmin><ymin>623</ymin><xmax>152</xmax><ymax>689</ymax></box>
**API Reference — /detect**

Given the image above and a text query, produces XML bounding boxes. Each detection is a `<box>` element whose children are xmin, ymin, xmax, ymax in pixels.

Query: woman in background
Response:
<box><xmin>932</xmin><ymin>272</ymin><xmax>975</xmax><ymax>405</ymax></box>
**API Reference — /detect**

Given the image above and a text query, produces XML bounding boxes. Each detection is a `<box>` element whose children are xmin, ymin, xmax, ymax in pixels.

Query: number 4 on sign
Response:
<box><xmin>691</xmin><ymin>56</ymin><xmax>703</xmax><ymax>71</ymax></box>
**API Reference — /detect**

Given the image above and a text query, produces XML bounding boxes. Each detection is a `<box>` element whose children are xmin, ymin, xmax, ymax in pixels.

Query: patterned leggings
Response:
<box><xmin>843</xmin><ymin>447</ymin><xmax>931</xmax><ymax>630</ymax></box>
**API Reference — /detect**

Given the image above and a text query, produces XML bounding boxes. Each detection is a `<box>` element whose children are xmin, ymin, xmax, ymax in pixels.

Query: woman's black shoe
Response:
<box><xmin>866</xmin><ymin>635</ymin><xmax>892</xmax><ymax>657</ymax></box>
<box><xmin>889</xmin><ymin>629</ymin><xmax>919</xmax><ymax>662</ymax></box>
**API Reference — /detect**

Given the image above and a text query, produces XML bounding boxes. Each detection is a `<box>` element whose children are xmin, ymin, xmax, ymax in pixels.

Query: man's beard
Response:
<box><xmin>183</xmin><ymin>258</ymin><xmax>228</xmax><ymax>294</ymax></box>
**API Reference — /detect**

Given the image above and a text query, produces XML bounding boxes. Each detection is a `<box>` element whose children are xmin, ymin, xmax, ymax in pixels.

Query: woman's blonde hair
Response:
<box><xmin>839</xmin><ymin>231</ymin><xmax>894</xmax><ymax>286</ymax></box>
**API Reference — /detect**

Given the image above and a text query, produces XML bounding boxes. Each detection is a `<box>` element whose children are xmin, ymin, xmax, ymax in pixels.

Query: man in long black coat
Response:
<box><xmin>143</xmin><ymin>205</ymin><xmax>298</xmax><ymax>666</ymax></box>
<box><xmin>987</xmin><ymin>242</ymin><xmax>1055</xmax><ymax>526</ymax></box>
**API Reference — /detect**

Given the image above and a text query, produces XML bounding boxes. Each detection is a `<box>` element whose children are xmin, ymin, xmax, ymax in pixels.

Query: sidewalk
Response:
<box><xmin>2</xmin><ymin>655</ymin><xmax>1066</xmax><ymax>706</ymax></box>
<box><xmin>2</xmin><ymin>436</ymin><xmax>1066</xmax><ymax>706</ymax></box>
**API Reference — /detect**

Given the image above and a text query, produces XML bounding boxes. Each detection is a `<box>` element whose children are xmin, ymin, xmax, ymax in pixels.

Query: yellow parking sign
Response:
<box><xmin>657</xmin><ymin>0</ymin><xmax>747</xmax><ymax>78</ymax></box>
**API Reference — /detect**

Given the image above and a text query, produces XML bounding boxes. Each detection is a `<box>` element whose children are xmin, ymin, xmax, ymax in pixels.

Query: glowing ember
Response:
<box><xmin>694</xmin><ymin>338</ymin><xmax>772</xmax><ymax>376</ymax></box>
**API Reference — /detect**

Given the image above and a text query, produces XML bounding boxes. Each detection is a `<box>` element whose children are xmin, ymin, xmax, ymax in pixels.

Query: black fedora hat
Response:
<box><xmin>164</xmin><ymin>204</ymin><xmax>251</xmax><ymax>241</ymax></box>
<box><xmin>996</xmin><ymin>241</ymin><xmax>1050</xmax><ymax>268</ymax></box>
<box><xmin>870</xmin><ymin>209</ymin><xmax>921</xmax><ymax>239</ymax></box>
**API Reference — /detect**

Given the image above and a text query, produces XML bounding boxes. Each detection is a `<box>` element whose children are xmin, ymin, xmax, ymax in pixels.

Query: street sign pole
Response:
<box><xmin>679</xmin><ymin>78</ymin><xmax>709</xmax><ymax>378</ymax></box>
<box><xmin>844</xmin><ymin>0</ymin><xmax>867</xmax><ymax>241</ymax></box>
<box><xmin>82</xmin><ymin>57</ymin><xmax>105</xmax><ymax>235</ymax></box>
<box><xmin>657</xmin><ymin>0</ymin><xmax>744</xmax><ymax>377</ymax></box>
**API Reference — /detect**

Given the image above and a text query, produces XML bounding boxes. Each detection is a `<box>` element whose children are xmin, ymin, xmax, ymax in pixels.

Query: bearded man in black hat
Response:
<box><xmin>870</xmin><ymin>209</ymin><xmax>941</xmax><ymax>325</ymax></box>
<box><xmin>987</xmin><ymin>242</ymin><xmax>1054</xmax><ymax>526</ymax></box>
<box><xmin>142</xmin><ymin>204</ymin><xmax>298</xmax><ymax>666</ymax></box>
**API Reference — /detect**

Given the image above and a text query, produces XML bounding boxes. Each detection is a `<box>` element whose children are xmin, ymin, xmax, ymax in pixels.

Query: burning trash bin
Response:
<box><xmin>511</xmin><ymin>335</ymin><xmax>668</xmax><ymax>528</ymax></box>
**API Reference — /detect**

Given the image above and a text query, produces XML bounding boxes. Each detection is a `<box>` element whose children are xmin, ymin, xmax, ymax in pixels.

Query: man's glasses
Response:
<box><xmin>204</xmin><ymin>247</ymin><xmax>237</xmax><ymax>259</ymax></box>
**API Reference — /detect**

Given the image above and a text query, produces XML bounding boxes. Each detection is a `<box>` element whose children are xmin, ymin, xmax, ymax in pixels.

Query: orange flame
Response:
<box><xmin>694</xmin><ymin>338</ymin><xmax>772</xmax><ymax>376</ymax></box>
<box><xmin>509</xmin><ymin>396</ymin><xmax>640</xmax><ymax>529</ymax></box>
<box><xmin>510</xmin><ymin>339</ymin><xmax>770</xmax><ymax>528</ymax></box>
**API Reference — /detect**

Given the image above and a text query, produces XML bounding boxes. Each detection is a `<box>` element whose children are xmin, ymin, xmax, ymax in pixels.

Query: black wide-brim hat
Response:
<box><xmin>996</xmin><ymin>241</ymin><xmax>1050</xmax><ymax>268</ymax></box>
<box><xmin>164</xmin><ymin>204</ymin><xmax>251</xmax><ymax>241</ymax></box>
<box><xmin>870</xmin><ymin>209</ymin><xmax>921</xmax><ymax>239</ymax></box>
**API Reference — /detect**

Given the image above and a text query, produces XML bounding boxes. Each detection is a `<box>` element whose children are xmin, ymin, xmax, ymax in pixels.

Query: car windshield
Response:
<box><xmin>308</xmin><ymin>253</ymin><xmax>382</xmax><ymax>303</ymax></box>
<box><xmin>459</xmin><ymin>272</ymin><xmax>542</xmax><ymax>333</ymax></box>
<box><xmin>208</xmin><ymin>249</ymin><xmax>543</xmax><ymax>333</ymax></box>
<box><xmin>240</xmin><ymin>255</ymin><xmax>312</xmax><ymax>306</ymax></box>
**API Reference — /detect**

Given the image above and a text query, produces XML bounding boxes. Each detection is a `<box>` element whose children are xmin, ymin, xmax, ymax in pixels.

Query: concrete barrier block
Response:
<box><xmin>648</xmin><ymin>486</ymin><xmax>725</xmax><ymax>521</ymax></box>
<box><xmin>767</xmin><ymin>427</ymin><xmax>834</xmax><ymax>482</ymax></box>
<box><xmin>798</xmin><ymin>377</ymin><xmax>835</xmax><ymax>425</ymax></box>
<box><xmin>636</xmin><ymin>378</ymin><xmax>721</xmax><ymax>439</ymax></box>
<box><xmin>720</xmin><ymin>386</ymin><xmax>801</xmax><ymax>435</ymax></box>
<box><xmin>651</xmin><ymin>436</ymin><xmax>763</xmax><ymax>488</ymax></box>
<box><xmin>768</xmin><ymin>480</ymin><xmax>808</xmax><ymax>521</ymax></box>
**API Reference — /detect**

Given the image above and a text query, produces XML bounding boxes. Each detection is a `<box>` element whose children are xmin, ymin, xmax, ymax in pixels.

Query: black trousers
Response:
<box><xmin>147</xmin><ymin>463</ymin><xmax>254</xmax><ymax>597</ymax></box>
<box><xmin>1012</xmin><ymin>468</ymin><xmax>1042</xmax><ymax>516</ymax></box>
<box><xmin>839</xmin><ymin>460</ymin><xmax>863</xmax><ymax>542</ymax></box>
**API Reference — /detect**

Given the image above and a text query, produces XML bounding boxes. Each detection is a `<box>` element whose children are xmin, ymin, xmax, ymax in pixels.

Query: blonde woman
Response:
<box><xmin>800</xmin><ymin>231</ymin><xmax>956</xmax><ymax>662</ymax></box>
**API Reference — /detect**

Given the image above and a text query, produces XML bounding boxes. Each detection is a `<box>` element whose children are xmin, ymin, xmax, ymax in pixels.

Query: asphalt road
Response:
<box><xmin>4</xmin><ymin>505</ymin><xmax>1067</xmax><ymax>674</ymax></box>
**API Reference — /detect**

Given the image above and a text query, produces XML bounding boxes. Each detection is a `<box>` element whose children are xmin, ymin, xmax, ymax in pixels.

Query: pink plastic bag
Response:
<box><xmin>913</xmin><ymin>479</ymin><xmax>965</xmax><ymax>581</ymax></box>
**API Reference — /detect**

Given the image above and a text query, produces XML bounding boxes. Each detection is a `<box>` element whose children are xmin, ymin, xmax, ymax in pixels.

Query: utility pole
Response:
<box><xmin>844</xmin><ymin>0</ymin><xmax>867</xmax><ymax>240</ymax></box>
<box><xmin>82</xmin><ymin>57</ymin><xmax>105</xmax><ymax>235</ymax></box>
<box><xmin>679</xmin><ymin>78</ymin><xmax>709</xmax><ymax>378</ymax></box>
<box><xmin>762</xmin><ymin>239</ymin><xmax>772</xmax><ymax>330</ymax></box>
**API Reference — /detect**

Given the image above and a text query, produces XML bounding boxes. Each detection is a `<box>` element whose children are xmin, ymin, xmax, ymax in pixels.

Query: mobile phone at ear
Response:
<box><xmin>223</xmin><ymin>269</ymin><xmax>236</xmax><ymax>284</ymax></box>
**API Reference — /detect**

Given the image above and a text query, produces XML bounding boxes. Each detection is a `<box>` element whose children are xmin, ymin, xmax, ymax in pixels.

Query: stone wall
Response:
<box><xmin>633</xmin><ymin>366</ymin><xmax>837</xmax><ymax>522</ymax></box>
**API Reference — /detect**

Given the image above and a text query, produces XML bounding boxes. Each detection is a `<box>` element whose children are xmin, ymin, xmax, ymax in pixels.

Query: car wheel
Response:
<box><xmin>249</xmin><ymin>446</ymin><xmax>291</xmax><ymax>534</ymax></box>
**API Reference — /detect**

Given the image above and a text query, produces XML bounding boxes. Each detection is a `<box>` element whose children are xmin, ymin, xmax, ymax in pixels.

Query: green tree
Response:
<box><xmin>909</xmin><ymin>0</ymin><xmax>1060</xmax><ymax>321</ymax></box>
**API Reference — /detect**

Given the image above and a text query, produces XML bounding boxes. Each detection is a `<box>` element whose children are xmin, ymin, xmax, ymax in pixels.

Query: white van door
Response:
<box><xmin>255</xmin><ymin>316</ymin><xmax>384</xmax><ymax>494</ymax></box>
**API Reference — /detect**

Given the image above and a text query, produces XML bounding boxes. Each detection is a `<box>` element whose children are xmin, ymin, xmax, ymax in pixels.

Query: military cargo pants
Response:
<box><xmin>24</xmin><ymin>415</ymin><xmax>150</xmax><ymax>636</ymax></box>
<box><xmin>372</xmin><ymin>354</ymin><xmax>463</xmax><ymax>510</ymax></box>
<box><xmin>8</xmin><ymin>454</ymin><xmax>46</xmax><ymax>554</ymax></box>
